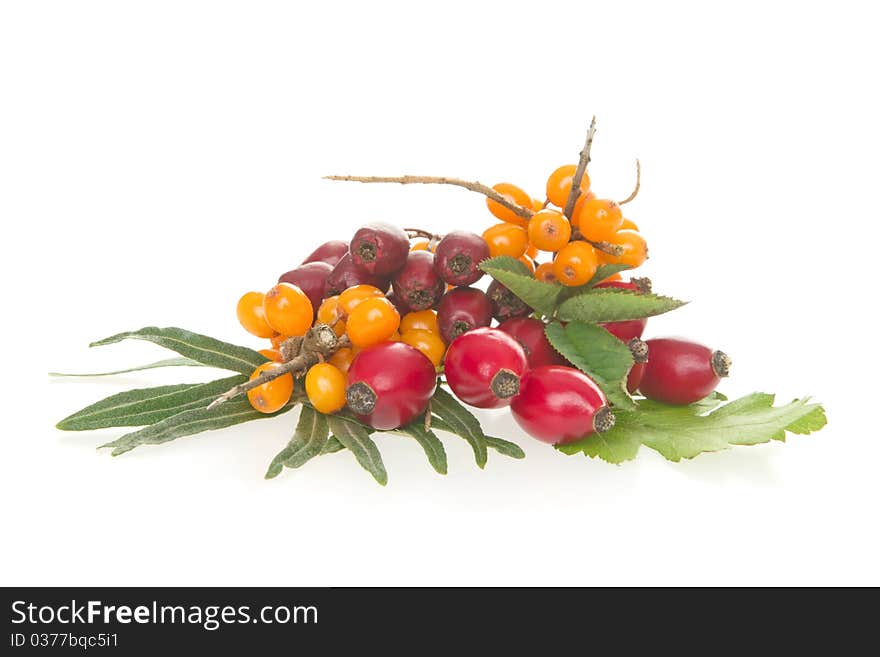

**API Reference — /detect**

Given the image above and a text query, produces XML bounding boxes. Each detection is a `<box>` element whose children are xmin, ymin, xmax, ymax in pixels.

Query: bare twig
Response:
<box><xmin>562</xmin><ymin>116</ymin><xmax>598</xmax><ymax>219</ymax></box>
<box><xmin>206</xmin><ymin>357</ymin><xmax>310</xmax><ymax>411</ymax></box>
<box><xmin>619</xmin><ymin>159</ymin><xmax>641</xmax><ymax>205</ymax></box>
<box><xmin>324</xmin><ymin>175</ymin><xmax>534</xmax><ymax>219</ymax></box>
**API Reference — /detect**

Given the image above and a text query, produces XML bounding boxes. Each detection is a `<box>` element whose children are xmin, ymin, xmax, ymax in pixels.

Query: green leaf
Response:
<box><xmin>543</xmin><ymin>321</ymin><xmax>636</xmax><ymax>409</ymax></box>
<box><xmin>265</xmin><ymin>407</ymin><xmax>330</xmax><ymax>479</ymax></box>
<box><xmin>584</xmin><ymin>264</ymin><xmax>633</xmax><ymax>288</ymax></box>
<box><xmin>56</xmin><ymin>375</ymin><xmax>246</xmax><ymax>431</ymax></box>
<box><xmin>429</xmin><ymin>387</ymin><xmax>488</xmax><ymax>468</ymax></box>
<box><xmin>396</xmin><ymin>422</ymin><xmax>448</xmax><ymax>474</ymax></box>
<box><xmin>557</xmin><ymin>393</ymin><xmax>827</xmax><ymax>464</ymax></box>
<box><xmin>100</xmin><ymin>396</ymin><xmax>298</xmax><ymax>456</ymax></box>
<box><xmin>49</xmin><ymin>357</ymin><xmax>204</xmax><ymax>377</ymax></box>
<box><xmin>90</xmin><ymin>327</ymin><xmax>269</xmax><ymax>375</ymax></box>
<box><xmin>480</xmin><ymin>256</ymin><xmax>562</xmax><ymax>317</ymax></box>
<box><xmin>482</xmin><ymin>435</ymin><xmax>526</xmax><ymax>459</ymax></box>
<box><xmin>556</xmin><ymin>289</ymin><xmax>687</xmax><ymax>323</ymax></box>
<box><xmin>322</xmin><ymin>437</ymin><xmax>346</xmax><ymax>454</ymax></box>
<box><xmin>328</xmin><ymin>416</ymin><xmax>388</xmax><ymax>485</ymax></box>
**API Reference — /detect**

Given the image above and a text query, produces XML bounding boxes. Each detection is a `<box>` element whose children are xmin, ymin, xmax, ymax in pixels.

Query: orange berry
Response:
<box><xmin>305</xmin><ymin>363</ymin><xmax>347</xmax><ymax>414</ymax></box>
<box><xmin>531</xmin><ymin>198</ymin><xmax>545</xmax><ymax>213</ymax></box>
<box><xmin>263</xmin><ymin>283</ymin><xmax>313</xmax><ymax>337</ymax></box>
<box><xmin>400</xmin><ymin>309</ymin><xmax>440</xmax><ymax>335</ymax></box>
<box><xmin>525</xmin><ymin>242</ymin><xmax>538</xmax><ymax>259</ymax></box>
<box><xmin>317</xmin><ymin>296</ymin><xmax>346</xmax><ymax>336</ymax></box>
<box><xmin>411</xmin><ymin>240</ymin><xmax>435</xmax><ymax>252</ymax></box>
<box><xmin>338</xmin><ymin>284</ymin><xmax>385</xmax><ymax>316</ymax></box>
<box><xmin>553</xmin><ymin>241</ymin><xmax>599</xmax><ymax>287</ymax></box>
<box><xmin>401</xmin><ymin>329</ymin><xmax>446</xmax><ymax>367</ymax></box>
<box><xmin>620</xmin><ymin>218</ymin><xmax>639</xmax><ymax>231</ymax></box>
<box><xmin>246</xmin><ymin>362</ymin><xmax>294</xmax><ymax>414</ymax></box>
<box><xmin>345</xmin><ymin>296</ymin><xmax>401</xmax><ymax>348</ymax></box>
<box><xmin>259</xmin><ymin>348</ymin><xmax>283</xmax><ymax>362</ymax></box>
<box><xmin>535</xmin><ymin>262</ymin><xmax>558</xmax><ymax>284</ymax></box>
<box><xmin>545</xmin><ymin>165</ymin><xmax>591</xmax><ymax>208</ymax></box>
<box><xmin>603</xmin><ymin>229</ymin><xmax>648</xmax><ymax>268</ymax></box>
<box><xmin>528</xmin><ymin>209</ymin><xmax>572</xmax><ymax>252</ymax></box>
<box><xmin>482</xmin><ymin>223</ymin><xmax>529</xmax><ymax>259</ymax></box>
<box><xmin>329</xmin><ymin>346</ymin><xmax>356</xmax><ymax>374</ymax></box>
<box><xmin>600</xmin><ymin>271</ymin><xmax>623</xmax><ymax>283</ymax></box>
<box><xmin>486</xmin><ymin>183</ymin><xmax>532</xmax><ymax>227</ymax></box>
<box><xmin>237</xmin><ymin>292</ymin><xmax>277</xmax><ymax>339</ymax></box>
<box><xmin>573</xmin><ymin>198</ymin><xmax>624</xmax><ymax>242</ymax></box>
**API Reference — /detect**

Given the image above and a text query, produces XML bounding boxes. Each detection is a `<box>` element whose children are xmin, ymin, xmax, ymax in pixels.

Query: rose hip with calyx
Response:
<box><xmin>443</xmin><ymin>327</ymin><xmax>528</xmax><ymax>408</ymax></box>
<box><xmin>487</xmin><ymin>279</ymin><xmax>532</xmax><ymax>322</ymax></box>
<box><xmin>433</xmin><ymin>231</ymin><xmax>490</xmax><ymax>286</ymax></box>
<box><xmin>392</xmin><ymin>251</ymin><xmax>445</xmax><ymax>312</ymax></box>
<box><xmin>350</xmin><ymin>222</ymin><xmax>410</xmax><ymax>276</ymax></box>
<box><xmin>498</xmin><ymin>317</ymin><xmax>567</xmax><ymax>368</ymax></box>
<box><xmin>626</xmin><ymin>338</ymin><xmax>649</xmax><ymax>394</ymax></box>
<box><xmin>639</xmin><ymin>338</ymin><xmax>731</xmax><ymax>405</ymax></box>
<box><xmin>436</xmin><ymin>286</ymin><xmax>493</xmax><ymax>344</ymax></box>
<box><xmin>324</xmin><ymin>253</ymin><xmax>389</xmax><ymax>297</ymax></box>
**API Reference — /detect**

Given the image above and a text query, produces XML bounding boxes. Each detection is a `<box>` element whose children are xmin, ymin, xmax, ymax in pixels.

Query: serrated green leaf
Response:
<box><xmin>544</xmin><ymin>321</ymin><xmax>636</xmax><ymax>409</ymax></box>
<box><xmin>265</xmin><ymin>407</ymin><xmax>330</xmax><ymax>479</ymax></box>
<box><xmin>583</xmin><ymin>264</ymin><xmax>633</xmax><ymax>288</ymax></box>
<box><xmin>429</xmin><ymin>387</ymin><xmax>488</xmax><ymax>468</ymax></box>
<box><xmin>100</xmin><ymin>396</ymin><xmax>298</xmax><ymax>456</ymax></box>
<box><xmin>49</xmin><ymin>357</ymin><xmax>204</xmax><ymax>378</ymax></box>
<box><xmin>556</xmin><ymin>289</ymin><xmax>687</xmax><ymax>323</ymax></box>
<box><xmin>328</xmin><ymin>416</ymin><xmax>388</xmax><ymax>485</ymax></box>
<box><xmin>396</xmin><ymin>422</ymin><xmax>448</xmax><ymax>474</ymax></box>
<box><xmin>430</xmin><ymin>417</ymin><xmax>525</xmax><ymax>460</ymax></box>
<box><xmin>480</xmin><ymin>257</ymin><xmax>562</xmax><ymax>317</ymax></box>
<box><xmin>90</xmin><ymin>327</ymin><xmax>268</xmax><ymax>375</ymax></box>
<box><xmin>557</xmin><ymin>393</ymin><xmax>827</xmax><ymax>463</ymax></box>
<box><xmin>56</xmin><ymin>375</ymin><xmax>246</xmax><ymax>431</ymax></box>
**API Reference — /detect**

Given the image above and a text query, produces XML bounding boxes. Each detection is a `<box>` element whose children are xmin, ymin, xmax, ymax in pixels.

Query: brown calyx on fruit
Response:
<box><xmin>593</xmin><ymin>406</ymin><xmax>616</xmax><ymax>433</ymax></box>
<box><xmin>711</xmin><ymin>350</ymin><xmax>732</xmax><ymax>378</ymax></box>
<box><xmin>490</xmin><ymin>369</ymin><xmax>521</xmax><ymax>400</ymax></box>
<box><xmin>630</xmin><ymin>277</ymin><xmax>652</xmax><ymax>294</ymax></box>
<box><xmin>448</xmin><ymin>253</ymin><xmax>472</xmax><ymax>276</ymax></box>
<box><xmin>628</xmin><ymin>338</ymin><xmax>649</xmax><ymax>364</ymax></box>
<box><xmin>346</xmin><ymin>381</ymin><xmax>377</xmax><ymax>415</ymax></box>
<box><xmin>356</xmin><ymin>240</ymin><xmax>378</xmax><ymax>263</ymax></box>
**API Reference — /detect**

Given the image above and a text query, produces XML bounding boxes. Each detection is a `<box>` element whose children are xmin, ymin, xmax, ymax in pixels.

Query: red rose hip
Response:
<box><xmin>350</xmin><ymin>222</ymin><xmax>410</xmax><ymax>276</ymax></box>
<box><xmin>436</xmin><ymin>287</ymin><xmax>493</xmax><ymax>344</ymax></box>
<box><xmin>433</xmin><ymin>231</ymin><xmax>490</xmax><ymax>286</ymax></box>
<box><xmin>498</xmin><ymin>317</ymin><xmax>567</xmax><ymax>368</ymax></box>
<box><xmin>301</xmin><ymin>240</ymin><xmax>350</xmax><ymax>267</ymax></box>
<box><xmin>443</xmin><ymin>327</ymin><xmax>528</xmax><ymax>408</ymax></box>
<box><xmin>639</xmin><ymin>338</ymin><xmax>731</xmax><ymax>405</ymax></box>
<box><xmin>626</xmin><ymin>338</ymin><xmax>649</xmax><ymax>394</ymax></box>
<box><xmin>346</xmin><ymin>342</ymin><xmax>437</xmax><ymax>430</ymax></box>
<box><xmin>391</xmin><ymin>251</ymin><xmax>446</xmax><ymax>311</ymax></box>
<box><xmin>511</xmin><ymin>365</ymin><xmax>615</xmax><ymax>444</ymax></box>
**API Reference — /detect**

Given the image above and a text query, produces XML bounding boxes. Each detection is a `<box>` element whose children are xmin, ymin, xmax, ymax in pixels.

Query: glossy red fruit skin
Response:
<box><xmin>346</xmin><ymin>342</ymin><xmax>437</xmax><ymax>430</ymax></box>
<box><xmin>511</xmin><ymin>366</ymin><xmax>609</xmax><ymax>445</ymax></box>
<box><xmin>498</xmin><ymin>317</ymin><xmax>567</xmax><ymax>368</ymax></box>
<box><xmin>444</xmin><ymin>328</ymin><xmax>528</xmax><ymax>409</ymax></box>
<box><xmin>350</xmin><ymin>222</ymin><xmax>410</xmax><ymax>276</ymax></box>
<box><xmin>627</xmin><ymin>362</ymin><xmax>646</xmax><ymax>394</ymax></box>
<box><xmin>639</xmin><ymin>338</ymin><xmax>725</xmax><ymax>405</ymax></box>
<box><xmin>433</xmin><ymin>231</ymin><xmax>490</xmax><ymax>286</ymax></box>
<box><xmin>487</xmin><ymin>280</ymin><xmax>532</xmax><ymax>322</ymax></box>
<box><xmin>436</xmin><ymin>287</ymin><xmax>493</xmax><ymax>344</ymax></box>
<box><xmin>301</xmin><ymin>240</ymin><xmax>349</xmax><ymax>267</ymax></box>
<box><xmin>324</xmin><ymin>253</ymin><xmax>389</xmax><ymax>297</ymax></box>
<box><xmin>595</xmin><ymin>280</ymin><xmax>647</xmax><ymax>343</ymax></box>
<box><xmin>278</xmin><ymin>261</ymin><xmax>333</xmax><ymax>315</ymax></box>
<box><xmin>391</xmin><ymin>251</ymin><xmax>446</xmax><ymax>312</ymax></box>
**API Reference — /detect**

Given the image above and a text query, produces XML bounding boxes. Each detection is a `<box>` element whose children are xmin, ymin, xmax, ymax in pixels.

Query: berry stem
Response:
<box><xmin>562</xmin><ymin>115</ymin><xmax>597</xmax><ymax>219</ymax></box>
<box><xmin>570</xmin><ymin>227</ymin><xmax>625</xmax><ymax>256</ymax></box>
<box><xmin>324</xmin><ymin>175</ymin><xmax>534</xmax><ymax>219</ymax></box>
<box><xmin>619</xmin><ymin>158</ymin><xmax>641</xmax><ymax>205</ymax></box>
<box><xmin>404</xmin><ymin>227</ymin><xmax>443</xmax><ymax>241</ymax></box>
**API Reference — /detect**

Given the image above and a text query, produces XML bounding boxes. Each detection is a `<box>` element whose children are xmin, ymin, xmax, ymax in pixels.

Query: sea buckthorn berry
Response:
<box><xmin>278</xmin><ymin>261</ymin><xmax>333</xmax><ymax>315</ymax></box>
<box><xmin>259</xmin><ymin>348</ymin><xmax>283</xmax><ymax>362</ymax></box>
<box><xmin>639</xmin><ymin>338</ymin><xmax>732</xmax><ymax>405</ymax></box>
<box><xmin>305</xmin><ymin>363</ymin><xmax>348</xmax><ymax>414</ymax></box>
<box><xmin>433</xmin><ymin>231</ymin><xmax>490</xmax><ymax>286</ymax></box>
<box><xmin>350</xmin><ymin>222</ymin><xmax>410</xmax><ymax>276</ymax></box>
<box><xmin>329</xmin><ymin>346</ymin><xmax>356</xmax><ymax>374</ymax></box>
<box><xmin>499</xmin><ymin>317</ymin><xmax>567</xmax><ymax>368</ymax></box>
<box><xmin>317</xmin><ymin>296</ymin><xmax>346</xmax><ymax>336</ymax></box>
<box><xmin>482</xmin><ymin>223</ymin><xmax>529</xmax><ymax>259</ymax></box>
<box><xmin>444</xmin><ymin>328</ymin><xmax>528</xmax><ymax>409</ymax></box>
<box><xmin>346</xmin><ymin>342</ymin><xmax>437</xmax><ymax>430</ymax></box>
<box><xmin>301</xmin><ymin>240</ymin><xmax>350</xmax><ymax>267</ymax></box>
<box><xmin>601</xmin><ymin>272</ymin><xmax>623</xmax><ymax>283</ymax></box>
<box><xmin>263</xmin><ymin>283</ymin><xmax>314</xmax><ymax>337</ymax></box>
<box><xmin>246</xmin><ymin>362</ymin><xmax>294</xmax><ymax>414</ymax></box>
<box><xmin>528</xmin><ymin>209</ymin><xmax>572</xmax><ymax>252</ymax></box>
<box><xmin>338</xmin><ymin>284</ymin><xmax>385</xmax><ymax>316</ymax></box>
<box><xmin>237</xmin><ymin>292</ymin><xmax>277</xmax><ymax>338</ymax></box>
<box><xmin>626</xmin><ymin>338</ymin><xmax>649</xmax><ymax>394</ymax></box>
<box><xmin>487</xmin><ymin>279</ymin><xmax>532</xmax><ymax>322</ymax></box>
<box><xmin>620</xmin><ymin>218</ymin><xmax>639</xmax><ymax>231</ymax></box>
<box><xmin>602</xmin><ymin>229</ymin><xmax>648</xmax><ymax>268</ymax></box>
<box><xmin>436</xmin><ymin>286</ymin><xmax>493</xmax><ymax>344</ymax></box>
<box><xmin>510</xmin><ymin>365</ymin><xmax>614</xmax><ymax>444</ymax></box>
<box><xmin>400</xmin><ymin>309</ymin><xmax>440</xmax><ymax>335</ymax></box>
<box><xmin>486</xmin><ymin>183</ymin><xmax>532</xmax><ymax>227</ymax></box>
<box><xmin>324</xmin><ymin>253</ymin><xmax>389</xmax><ymax>297</ymax></box>
<box><xmin>535</xmin><ymin>262</ymin><xmax>558</xmax><ymax>284</ymax></box>
<box><xmin>594</xmin><ymin>280</ymin><xmax>648</xmax><ymax>342</ymax></box>
<box><xmin>411</xmin><ymin>240</ymin><xmax>435</xmax><ymax>252</ymax></box>
<box><xmin>531</xmin><ymin>198</ymin><xmax>545</xmax><ymax>213</ymax></box>
<box><xmin>545</xmin><ymin>164</ymin><xmax>591</xmax><ymax>208</ymax></box>
<box><xmin>345</xmin><ymin>296</ymin><xmax>401</xmax><ymax>348</ymax></box>
<box><xmin>552</xmin><ymin>241</ymin><xmax>598</xmax><ymax>286</ymax></box>
<box><xmin>573</xmin><ymin>198</ymin><xmax>624</xmax><ymax>242</ymax></box>
<box><xmin>392</xmin><ymin>251</ymin><xmax>446</xmax><ymax>311</ymax></box>
<box><xmin>401</xmin><ymin>329</ymin><xmax>446</xmax><ymax>367</ymax></box>
<box><xmin>526</xmin><ymin>243</ymin><xmax>538</xmax><ymax>259</ymax></box>
<box><xmin>571</xmin><ymin>190</ymin><xmax>597</xmax><ymax>220</ymax></box>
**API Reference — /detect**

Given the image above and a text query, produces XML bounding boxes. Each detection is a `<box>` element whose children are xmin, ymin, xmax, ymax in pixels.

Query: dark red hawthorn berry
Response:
<box><xmin>443</xmin><ymin>327</ymin><xmax>529</xmax><ymax>408</ymax></box>
<box><xmin>626</xmin><ymin>338</ymin><xmax>649</xmax><ymax>394</ymax></box>
<box><xmin>486</xmin><ymin>280</ymin><xmax>532</xmax><ymax>322</ymax></box>
<box><xmin>433</xmin><ymin>231</ymin><xmax>490</xmax><ymax>286</ymax></box>
<box><xmin>278</xmin><ymin>261</ymin><xmax>333</xmax><ymax>315</ymax></box>
<box><xmin>498</xmin><ymin>317</ymin><xmax>567</xmax><ymax>368</ymax></box>
<box><xmin>346</xmin><ymin>342</ymin><xmax>437</xmax><ymax>430</ymax></box>
<box><xmin>324</xmin><ymin>253</ymin><xmax>389</xmax><ymax>297</ymax></box>
<box><xmin>300</xmin><ymin>240</ymin><xmax>350</xmax><ymax>268</ymax></box>
<box><xmin>436</xmin><ymin>286</ymin><xmax>493</xmax><ymax>344</ymax></box>
<box><xmin>510</xmin><ymin>365</ymin><xmax>614</xmax><ymax>445</ymax></box>
<box><xmin>391</xmin><ymin>251</ymin><xmax>446</xmax><ymax>312</ymax></box>
<box><xmin>639</xmin><ymin>338</ymin><xmax>731</xmax><ymax>405</ymax></box>
<box><xmin>350</xmin><ymin>222</ymin><xmax>410</xmax><ymax>276</ymax></box>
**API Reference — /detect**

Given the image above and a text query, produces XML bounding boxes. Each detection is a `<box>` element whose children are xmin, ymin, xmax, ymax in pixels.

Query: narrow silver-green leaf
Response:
<box><xmin>90</xmin><ymin>327</ymin><xmax>269</xmax><ymax>375</ymax></box>
<box><xmin>430</xmin><ymin>416</ymin><xmax>525</xmax><ymax>459</ymax></box>
<box><xmin>265</xmin><ymin>407</ymin><xmax>330</xmax><ymax>479</ymax></box>
<box><xmin>49</xmin><ymin>357</ymin><xmax>204</xmax><ymax>378</ymax></box>
<box><xmin>56</xmin><ymin>375</ymin><xmax>246</xmax><ymax>431</ymax></box>
<box><xmin>556</xmin><ymin>289</ymin><xmax>687</xmax><ymax>323</ymax></box>
<box><xmin>328</xmin><ymin>416</ymin><xmax>388</xmax><ymax>485</ymax></box>
<box><xmin>429</xmin><ymin>387</ymin><xmax>488</xmax><ymax>468</ymax></box>
<box><xmin>397</xmin><ymin>423</ymin><xmax>448</xmax><ymax>474</ymax></box>
<box><xmin>321</xmin><ymin>437</ymin><xmax>346</xmax><ymax>454</ymax></box>
<box><xmin>544</xmin><ymin>321</ymin><xmax>636</xmax><ymax>409</ymax></box>
<box><xmin>480</xmin><ymin>257</ymin><xmax>562</xmax><ymax>317</ymax></box>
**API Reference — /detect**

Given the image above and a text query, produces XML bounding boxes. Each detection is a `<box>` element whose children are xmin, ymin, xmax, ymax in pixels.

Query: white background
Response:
<box><xmin>2</xmin><ymin>1</ymin><xmax>877</xmax><ymax>586</ymax></box>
